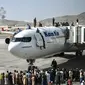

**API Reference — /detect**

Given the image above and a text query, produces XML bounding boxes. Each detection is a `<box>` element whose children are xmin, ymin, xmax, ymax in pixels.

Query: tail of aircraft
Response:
<box><xmin>2</xmin><ymin>28</ymin><xmax>5</xmax><ymax>31</ymax></box>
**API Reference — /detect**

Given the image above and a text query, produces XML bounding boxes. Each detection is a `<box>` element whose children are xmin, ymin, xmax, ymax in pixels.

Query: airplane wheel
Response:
<box><xmin>26</xmin><ymin>59</ymin><xmax>29</xmax><ymax>63</ymax></box>
<box><xmin>76</xmin><ymin>50</ymin><xmax>83</xmax><ymax>56</ymax></box>
<box><xmin>76</xmin><ymin>51</ymin><xmax>78</xmax><ymax>56</ymax></box>
<box><xmin>79</xmin><ymin>50</ymin><xmax>83</xmax><ymax>56</ymax></box>
<box><xmin>26</xmin><ymin>59</ymin><xmax>35</xmax><ymax>65</ymax></box>
<box><xmin>59</xmin><ymin>52</ymin><xmax>64</xmax><ymax>56</ymax></box>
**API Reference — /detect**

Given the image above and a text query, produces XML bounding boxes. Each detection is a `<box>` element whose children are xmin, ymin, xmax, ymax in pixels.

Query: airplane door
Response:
<box><xmin>35</xmin><ymin>33</ymin><xmax>43</xmax><ymax>47</ymax></box>
<box><xmin>34</xmin><ymin>28</ymin><xmax>46</xmax><ymax>49</ymax></box>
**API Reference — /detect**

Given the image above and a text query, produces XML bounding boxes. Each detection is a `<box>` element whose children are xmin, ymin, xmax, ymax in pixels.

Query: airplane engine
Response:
<box><xmin>5</xmin><ymin>38</ymin><xmax>10</xmax><ymax>44</ymax></box>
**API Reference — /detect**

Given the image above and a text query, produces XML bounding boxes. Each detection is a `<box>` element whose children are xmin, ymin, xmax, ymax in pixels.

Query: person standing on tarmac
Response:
<box><xmin>51</xmin><ymin>59</ymin><xmax>57</xmax><ymax>70</ymax></box>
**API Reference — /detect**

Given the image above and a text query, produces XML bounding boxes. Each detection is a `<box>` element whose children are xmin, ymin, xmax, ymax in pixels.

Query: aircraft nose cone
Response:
<box><xmin>8</xmin><ymin>44</ymin><xmax>14</xmax><ymax>52</ymax></box>
<box><xmin>8</xmin><ymin>42</ymin><xmax>20</xmax><ymax>55</ymax></box>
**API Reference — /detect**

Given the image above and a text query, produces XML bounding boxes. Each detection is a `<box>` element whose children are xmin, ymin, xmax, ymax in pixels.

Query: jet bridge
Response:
<box><xmin>69</xmin><ymin>25</ymin><xmax>85</xmax><ymax>44</ymax></box>
<box><xmin>49</xmin><ymin>25</ymin><xmax>85</xmax><ymax>56</ymax></box>
<box><xmin>66</xmin><ymin>25</ymin><xmax>85</xmax><ymax>56</ymax></box>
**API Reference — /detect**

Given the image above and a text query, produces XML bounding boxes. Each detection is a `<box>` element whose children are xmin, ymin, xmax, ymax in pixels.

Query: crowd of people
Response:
<box><xmin>0</xmin><ymin>59</ymin><xmax>85</xmax><ymax>85</ymax></box>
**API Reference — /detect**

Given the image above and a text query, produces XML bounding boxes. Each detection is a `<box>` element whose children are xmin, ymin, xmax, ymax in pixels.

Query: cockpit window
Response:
<box><xmin>12</xmin><ymin>37</ymin><xmax>31</xmax><ymax>42</ymax></box>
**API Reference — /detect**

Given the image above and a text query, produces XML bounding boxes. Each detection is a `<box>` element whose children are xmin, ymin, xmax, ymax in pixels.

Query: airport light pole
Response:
<box><xmin>0</xmin><ymin>7</ymin><xmax>6</xmax><ymax>19</ymax></box>
<box><xmin>0</xmin><ymin>7</ymin><xmax>6</xmax><ymax>26</ymax></box>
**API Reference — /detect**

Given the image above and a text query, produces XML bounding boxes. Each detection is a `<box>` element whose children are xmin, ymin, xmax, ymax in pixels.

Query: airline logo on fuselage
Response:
<box><xmin>44</xmin><ymin>30</ymin><xmax>59</xmax><ymax>37</ymax></box>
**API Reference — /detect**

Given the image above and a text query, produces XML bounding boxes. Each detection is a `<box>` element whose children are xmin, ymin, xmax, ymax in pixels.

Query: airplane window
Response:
<box><xmin>12</xmin><ymin>37</ymin><xmax>31</xmax><ymax>42</ymax></box>
<box><xmin>22</xmin><ymin>37</ymin><xmax>31</xmax><ymax>42</ymax></box>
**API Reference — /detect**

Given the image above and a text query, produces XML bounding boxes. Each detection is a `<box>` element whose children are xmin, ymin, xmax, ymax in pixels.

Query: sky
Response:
<box><xmin>0</xmin><ymin>0</ymin><xmax>85</xmax><ymax>22</ymax></box>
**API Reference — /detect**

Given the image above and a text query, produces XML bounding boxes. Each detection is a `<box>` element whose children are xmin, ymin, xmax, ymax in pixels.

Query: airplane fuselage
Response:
<box><xmin>8</xmin><ymin>27</ymin><xmax>66</xmax><ymax>59</ymax></box>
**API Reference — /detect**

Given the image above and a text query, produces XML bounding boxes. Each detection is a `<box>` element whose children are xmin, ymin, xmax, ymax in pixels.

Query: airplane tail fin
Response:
<box><xmin>2</xmin><ymin>28</ymin><xmax>5</xmax><ymax>31</ymax></box>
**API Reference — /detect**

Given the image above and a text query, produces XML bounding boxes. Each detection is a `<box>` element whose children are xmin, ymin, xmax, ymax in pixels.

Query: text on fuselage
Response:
<box><xmin>44</xmin><ymin>30</ymin><xmax>59</xmax><ymax>37</ymax></box>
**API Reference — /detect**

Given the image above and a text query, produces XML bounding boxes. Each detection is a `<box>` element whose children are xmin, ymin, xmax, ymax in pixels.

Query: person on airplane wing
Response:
<box><xmin>26</xmin><ymin>24</ymin><xmax>31</xmax><ymax>29</ymax></box>
<box><xmin>17</xmin><ymin>28</ymin><xmax>22</xmax><ymax>32</ymax></box>
<box><xmin>13</xmin><ymin>28</ymin><xmax>22</xmax><ymax>36</ymax></box>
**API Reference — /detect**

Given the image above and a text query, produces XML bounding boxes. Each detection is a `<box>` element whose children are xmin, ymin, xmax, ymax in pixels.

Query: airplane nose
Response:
<box><xmin>8</xmin><ymin>42</ymin><xmax>20</xmax><ymax>55</ymax></box>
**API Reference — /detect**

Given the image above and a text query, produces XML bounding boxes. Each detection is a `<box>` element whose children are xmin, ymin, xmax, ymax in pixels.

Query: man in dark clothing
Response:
<box><xmin>75</xmin><ymin>68</ymin><xmax>80</xmax><ymax>81</ymax></box>
<box><xmin>8</xmin><ymin>72</ymin><xmax>13</xmax><ymax>85</ymax></box>
<box><xmin>51</xmin><ymin>59</ymin><xmax>57</xmax><ymax>70</ymax></box>
<box><xmin>55</xmin><ymin>70</ymin><xmax>61</xmax><ymax>85</ymax></box>
<box><xmin>50</xmin><ymin>69</ymin><xmax>56</xmax><ymax>84</ymax></box>
<box><xmin>42</xmin><ymin>72</ymin><xmax>47</xmax><ymax>85</ymax></box>
<box><xmin>2</xmin><ymin>73</ymin><xmax>5</xmax><ymax>85</ymax></box>
<box><xmin>34</xmin><ymin>17</ymin><xmax>37</xmax><ymax>27</ymax></box>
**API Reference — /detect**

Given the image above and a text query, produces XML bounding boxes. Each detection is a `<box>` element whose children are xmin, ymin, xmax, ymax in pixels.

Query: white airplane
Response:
<box><xmin>5</xmin><ymin>26</ymin><xmax>85</xmax><ymax>64</ymax></box>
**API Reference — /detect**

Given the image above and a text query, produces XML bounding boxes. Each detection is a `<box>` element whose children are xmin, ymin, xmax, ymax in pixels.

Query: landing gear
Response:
<box><xmin>59</xmin><ymin>52</ymin><xmax>64</xmax><ymax>56</ymax></box>
<box><xmin>26</xmin><ymin>59</ymin><xmax>35</xmax><ymax>65</ymax></box>
<box><xmin>26</xmin><ymin>59</ymin><xmax>36</xmax><ymax>71</ymax></box>
<box><xmin>76</xmin><ymin>50</ymin><xmax>83</xmax><ymax>56</ymax></box>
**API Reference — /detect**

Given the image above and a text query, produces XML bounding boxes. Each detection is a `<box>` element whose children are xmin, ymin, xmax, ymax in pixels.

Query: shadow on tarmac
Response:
<box><xmin>44</xmin><ymin>54</ymin><xmax>85</xmax><ymax>71</ymax></box>
<box><xmin>58</xmin><ymin>54</ymin><xmax>85</xmax><ymax>70</ymax></box>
